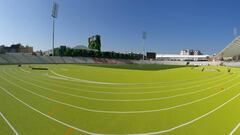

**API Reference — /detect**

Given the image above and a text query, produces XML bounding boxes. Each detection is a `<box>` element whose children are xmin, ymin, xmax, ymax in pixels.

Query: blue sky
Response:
<box><xmin>0</xmin><ymin>0</ymin><xmax>240</xmax><ymax>54</ymax></box>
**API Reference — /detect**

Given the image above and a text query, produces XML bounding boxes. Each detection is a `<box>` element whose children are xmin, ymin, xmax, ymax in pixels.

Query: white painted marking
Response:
<box><xmin>51</xmin><ymin>70</ymin><xmax>136</xmax><ymax>85</ymax></box>
<box><xmin>6</xmin><ymin>70</ymin><xmax>237</xmax><ymax>102</ymax></box>
<box><xmin>14</xmin><ymin>67</ymin><xmax>227</xmax><ymax>92</ymax></box>
<box><xmin>41</xmin><ymin>70</ymin><xmax>229</xmax><ymax>94</ymax></box>
<box><xmin>49</xmin><ymin>71</ymin><xmax>227</xmax><ymax>89</ymax></box>
<box><xmin>47</xmin><ymin>68</ymin><xmax>226</xmax><ymax>89</ymax></box>
<box><xmin>0</xmin><ymin>112</ymin><xmax>19</xmax><ymax>135</ymax></box>
<box><xmin>138</xmin><ymin>92</ymin><xmax>240</xmax><ymax>135</ymax></box>
<box><xmin>0</xmin><ymin>84</ymin><xmax>240</xmax><ymax>134</ymax></box>
<box><xmin>48</xmin><ymin>75</ymin><xmax>71</xmax><ymax>81</ymax></box>
<box><xmin>229</xmin><ymin>123</ymin><xmax>240</xmax><ymax>135</ymax></box>
<box><xmin>0</xmin><ymin>86</ymin><xmax>94</xmax><ymax>135</ymax></box>
<box><xmin>0</xmin><ymin>73</ymin><xmax>239</xmax><ymax>114</ymax></box>
<box><xmin>20</xmin><ymin>68</ymin><xmax>30</xmax><ymax>74</ymax></box>
<box><xmin>50</xmin><ymin>70</ymin><xmax>224</xmax><ymax>86</ymax></box>
<box><xmin>57</xmin><ymin>66</ymin><xmax>226</xmax><ymax>85</ymax></box>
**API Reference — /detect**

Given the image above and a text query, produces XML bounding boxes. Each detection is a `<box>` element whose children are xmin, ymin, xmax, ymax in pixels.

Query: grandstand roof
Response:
<box><xmin>217</xmin><ymin>36</ymin><xmax>240</xmax><ymax>57</ymax></box>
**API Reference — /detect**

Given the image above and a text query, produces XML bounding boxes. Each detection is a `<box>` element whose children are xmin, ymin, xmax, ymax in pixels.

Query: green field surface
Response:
<box><xmin>0</xmin><ymin>64</ymin><xmax>239</xmax><ymax>135</ymax></box>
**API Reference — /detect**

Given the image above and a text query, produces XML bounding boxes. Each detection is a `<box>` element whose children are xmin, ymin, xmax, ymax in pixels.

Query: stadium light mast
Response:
<box><xmin>142</xmin><ymin>31</ymin><xmax>147</xmax><ymax>60</ymax></box>
<box><xmin>51</xmin><ymin>1</ymin><xmax>58</xmax><ymax>56</ymax></box>
<box><xmin>233</xmin><ymin>27</ymin><xmax>238</xmax><ymax>38</ymax></box>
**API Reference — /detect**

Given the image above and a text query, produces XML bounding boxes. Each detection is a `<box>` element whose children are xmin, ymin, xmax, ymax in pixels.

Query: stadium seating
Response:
<box><xmin>0</xmin><ymin>54</ymin><xmax>20</xmax><ymax>63</ymax></box>
<box><xmin>62</xmin><ymin>57</ymin><xmax>75</xmax><ymax>63</ymax></box>
<box><xmin>73</xmin><ymin>57</ymin><xmax>87</xmax><ymax>63</ymax></box>
<box><xmin>84</xmin><ymin>57</ymin><xmax>95</xmax><ymax>63</ymax></box>
<box><xmin>49</xmin><ymin>56</ymin><xmax>64</xmax><ymax>63</ymax></box>
<box><xmin>223</xmin><ymin>62</ymin><xmax>240</xmax><ymax>67</ymax></box>
<box><xmin>38</xmin><ymin>56</ymin><xmax>54</xmax><ymax>63</ymax></box>
<box><xmin>0</xmin><ymin>55</ymin><xmax>8</xmax><ymax>64</ymax></box>
<box><xmin>8</xmin><ymin>53</ymin><xmax>29</xmax><ymax>63</ymax></box>
<box><xmin>0</xmin><ymin>53</ymin><xmax>239</xmax><ymax>67</ymax></box>
<box><xmin>24</xmin><ymin>54</ymin><xmax>42</xmax><ymax>63</ymax></box>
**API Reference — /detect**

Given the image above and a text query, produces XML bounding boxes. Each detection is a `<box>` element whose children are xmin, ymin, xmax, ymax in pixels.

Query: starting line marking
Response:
<box><xmin>0</xmin><ymin>112</ymin><xmax>19</xmax><ymax>135</ymax></box>
<box><xmin>229</xmin><ymin>123</ymin><xmax>240</xmax><ymax>135</ymax></box>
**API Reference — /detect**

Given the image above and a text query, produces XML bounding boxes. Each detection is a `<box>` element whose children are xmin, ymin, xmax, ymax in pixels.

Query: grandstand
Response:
<box><xmin>0</xmin><ymin>53</ymin><xmax>231</xmax><ymax>67</ymax></box>
<box><xmin>0</xmin><ymin>54</ymin><xmax>19</xmax><ymax>64</ymax></box>
<box><xmin>38</xmin><ymin>56</ymin><xmax>54</xmax><ymax>63</ymax></box>
<box><xmin>62</xmin><ymin>57</ymin><xmax>75</xmax><ymax>63</ymax></box>
<box><xmin>4</xmin><ymin>36</ymin><xmax>240</xmax><ymax>66</ymax></box>
<box><xmin>0</xmin><ymin>55</ymin><xmax>8</xmax><ymax>64</ymax></box>
<box><xmin>2</xmin><ymin>35</ymin><xmax>240</xmax><ymax>68</ymax></box>
<box><xmin>217</xmin><ymin>36</ymin><xmax>240</xmax><ymax>61</ymax></box>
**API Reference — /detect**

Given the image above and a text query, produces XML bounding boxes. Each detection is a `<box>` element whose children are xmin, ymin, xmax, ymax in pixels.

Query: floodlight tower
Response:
<box><xmin>233</xmin><ymin>27</ymin><xmax>238</xmax><ymax>38</ymax></box>
<box><xmin>51</xmin><ymin>1</ymin><xmax>58</xmax><ymax>56</ymax></box>
<box><xmin>142</xmin><ymin>31</ymin><xmax>147</xmax><ymax>60</ymax></box>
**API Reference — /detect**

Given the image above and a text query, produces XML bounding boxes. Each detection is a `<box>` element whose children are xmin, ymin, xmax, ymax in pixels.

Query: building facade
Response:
<box><xmin>180</xmin><ymin>49</ymin><xmax>202</xmax><ymax>55</ymax></box>
<box><xmin>1</xmin><ymin>44</ymin><xmax>33</xmax><ymax>53</ymax></box>
<box><xmin>146</xmin><ymin>52</ymin><xmax>156</xmax><ymax>60</ymax></box>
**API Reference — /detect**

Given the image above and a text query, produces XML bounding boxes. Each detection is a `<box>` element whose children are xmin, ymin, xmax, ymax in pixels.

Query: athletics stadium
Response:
<box><xmin>0</xmin><ymin>1</ymin><xmax>240</xmax><ymax>135</ymax></box>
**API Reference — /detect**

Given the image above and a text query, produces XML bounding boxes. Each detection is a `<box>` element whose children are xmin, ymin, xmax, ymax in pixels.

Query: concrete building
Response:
<box><xmin>180</xmin><ymin>49</ymin><xmax>202</xmax><ymax>55</ymax></box>
<box><xmin>1</xmin><ymin>44</ymin><xmax>33</xmax><ymax>53</ymax></box>
<box><xmin>146</xmin><ymin>52</ymin><xmax>156</xmax><ymax>60</ymax></box>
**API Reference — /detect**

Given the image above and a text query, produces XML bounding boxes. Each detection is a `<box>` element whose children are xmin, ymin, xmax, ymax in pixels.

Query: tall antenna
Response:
<box><xmin>51</xmin><ymin>1</ymin><xmax>58</xmax><ymax>56</ymax></box>
<box><xmin>233</xmin><ymin>27</ymin><xmax>238</xmax><ymax>38</ymax></box>
<box><xmin>142</xmin><ymin>31</ymin><xmax>147</xmax><ymax>60</ymax></box>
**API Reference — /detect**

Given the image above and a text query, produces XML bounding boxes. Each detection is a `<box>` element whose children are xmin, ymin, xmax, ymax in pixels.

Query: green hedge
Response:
<box><xmin>53</xmin><ymin>47</ymin><xmax>142</xmax><ymax>60</ymax></box>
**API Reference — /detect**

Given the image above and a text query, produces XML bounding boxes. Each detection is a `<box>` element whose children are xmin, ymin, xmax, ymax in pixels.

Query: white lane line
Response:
<box><xmin>20</xmin><ymin>68</ymin><xmax>30</xmax><ymax>74</ymax></box>
<box><xmin>51</xmin><ymin>68</ymin><xmax>224</xmax><ymax>85</ymax></box>
<box><xmin>134</xmin><ymin>91</ymin><xmax>240</xmax><ymax>135</ymax></box>
<box><xmin>5</xmin><ymin>70</ymin><xmax>237</xmax><ymax>102</ymax></box>
<box><xmin>35</xmin><ymin>71</ymin><xmax>230</xmax><ymax>94</ymax></box>
<box><xmin>47</xmin><ymin>67</ymin><xmax>227</xmax><ymax>90</ymax></box>
<box><xmin>0</xmin><ymin>86</ymin><xmax>94</xmax><ymax>135</ymax></box>
<box><xmin>51</xmin><ymin>70</ymin><xmax>135</xmax><ymax>85</ymax></box>
<box><xmin>48</xmin><ymin>75</ymin><xmax>70</xmax><ymax>81</ymax></box>
<box><xmin>50</xmin><ymin>70</ymin><xmax>226</xmax><ymax>89</ymax></box>
<box><xmin>229</xmin><ymin>123</ymin><xmax>240</xmax><ymax>135</ymax></box>
<box><xmin>12</xmin><ymin>69</ymin><xmax>229</xmax><ymax>95</ymax></box>
<box><xmin>0</xmin><ymin>73</ymin><xmax>239</xmax><ymax>114</ymax></box>
<box><xmin>13</xmin><ymin>66</ymin><xmax>227</xmax><ymax>92</ymax></box>
<box><xmin>49</xmin><ymin>71</ymin><xmax>227</xmax><ymax>89</ymax></box>
<box><xmin>0</xmin><ymin>112</ymin><xmax>19</xmax><ymax>135</ymax></box>
<box><xmin>1</xmin><ymin>85</ymin><xmax>240</xmax><ymax>135</ymax></box>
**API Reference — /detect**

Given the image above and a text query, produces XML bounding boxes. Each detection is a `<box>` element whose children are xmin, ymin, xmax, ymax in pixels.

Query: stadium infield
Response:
<box><xmin>0</xmin><ymin>64</ymin><xmax>239</xmax><ymax>135</ymax></box>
